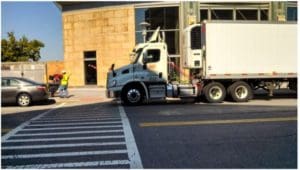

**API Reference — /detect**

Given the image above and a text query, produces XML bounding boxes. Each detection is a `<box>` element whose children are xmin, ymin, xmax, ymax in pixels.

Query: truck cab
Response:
<box><xmin>106</xmin><ymin>27</ymin><xmax>198</xmax><ymax>105</ymax></box>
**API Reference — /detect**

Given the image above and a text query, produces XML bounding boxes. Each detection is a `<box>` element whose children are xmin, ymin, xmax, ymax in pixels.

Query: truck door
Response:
<box><xmin>142</xmin><ymin>45</ymin><xmax>168</xmax><ymax>82</ymax></box>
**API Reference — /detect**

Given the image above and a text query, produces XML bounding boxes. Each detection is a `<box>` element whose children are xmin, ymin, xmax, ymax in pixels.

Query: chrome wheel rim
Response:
<box><xmin>209</xmin><ymin>86</ymin><xmax>223</xmax><ymax>100</ymax></box>
<box><xmin>234</xmin><ymin>86</ymin><xmax>248</xmax><ymax>99</ymax></box>
<box><xmin>127</xmin><ymin>89</ymin><xmax>141</xmax><ymax>103</ymax></box>
<box><xmin>18</xmin><ymin>95</ymin><xmax>30</xmax><ymax>106</ymax></box>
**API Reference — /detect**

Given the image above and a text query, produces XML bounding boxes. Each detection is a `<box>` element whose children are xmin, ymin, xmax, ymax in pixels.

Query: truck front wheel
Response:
<box><xmin>121</xmin><ymin>85</ymin><xmax>144</xmax><ymax>106</ymax></box>
<box><xmin>228</xmin><ymin>81</ymin><xmax>253</xmax><ymax>102</ymax></box>
<box><xmin>203</xmin><ymin>82</ymin><xmax>226</xmax><ymax>103</ymax></box>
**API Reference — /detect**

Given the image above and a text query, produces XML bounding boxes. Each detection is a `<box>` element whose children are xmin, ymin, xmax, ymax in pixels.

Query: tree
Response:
<box><xmin>1</xmin><ymin>32</ymin><xmax>44</xmax><ymax>62</ymax></box>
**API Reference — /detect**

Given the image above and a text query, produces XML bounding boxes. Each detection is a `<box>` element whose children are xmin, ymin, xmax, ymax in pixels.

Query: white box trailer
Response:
<box><xmin>201</xmin><ymin>21</ymin><xmax>297</xmax><ymax>79</ymax></box>
<box><xmin>182</xmin><ymin>21</ymin><xmax>297</xmax><ymax>102</ymax></box>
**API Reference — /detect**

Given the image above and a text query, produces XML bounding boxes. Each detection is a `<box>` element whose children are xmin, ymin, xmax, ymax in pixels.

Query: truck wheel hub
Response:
<box><xmin>235</xmin><ymin>86</ymin><xmax>248</xmax><ymax>99</ymax></box>
<box><xmin>127</xmin><ymin>89</ymin><xmax>141</xmax><ymax>103</ymax></box>
<box><xmin>209</xmin><ymin>86</ymin><xmax>222</xmax><ymax>100</ymax></box>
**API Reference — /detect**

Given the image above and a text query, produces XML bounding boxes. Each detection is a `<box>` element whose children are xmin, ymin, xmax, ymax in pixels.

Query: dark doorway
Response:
<box><xmin>84</xmin><ymin>51</ymin><xmax>97</xmax><ymax>85</ymax></box>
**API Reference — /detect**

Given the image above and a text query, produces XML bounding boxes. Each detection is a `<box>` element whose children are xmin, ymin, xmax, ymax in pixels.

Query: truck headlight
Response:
<box><xmin>111</xmin><ymin>80</ymin><xmax>117</xmax><ymax>87</ymax></box>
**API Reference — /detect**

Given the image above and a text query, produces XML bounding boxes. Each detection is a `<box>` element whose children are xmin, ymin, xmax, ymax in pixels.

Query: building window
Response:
<box><xmin>200</xmin><ymin>9</ymin><xmax>208</xmax><ymax>22</ymax></box>
<box><xmin>201</xmin><ymin>8</ymin><xmax>269</xmax><ymax>21</ymax></box>
<box><xmin>287</xmin><ymin>7</ymin><xmax>297</xmax><ymax>21</ymax></box>
<box><xmin>260</xmin><ymin>9</ymin><xmax>269</xmax><ymax>20</ymax></box>
<box><xmin>136</xmin><ymin>30</ymin><xmax>180</xmax><ymax>55</ymax></box>
<box><xmin>211</xmin><ymin>9</ymin><xmax>233</xmax><ymax>20</ymax></box>
<box><xmin>135</xmin><ymin>6</ymin><xmax>180</xmax><ymax>55</ymax></box>
<box><xmin>236</xmin><ymin>9</ymin><xmax>258</xmax><ymax>20</ymax></box>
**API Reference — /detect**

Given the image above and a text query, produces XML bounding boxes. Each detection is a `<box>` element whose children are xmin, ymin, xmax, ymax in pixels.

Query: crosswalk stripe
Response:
<box><xmin>118</xmin><ymin>105</ymin><xmax>143</xmax><ymax>169</ymax></box>
<box><xmin>28</xmin><ymin>121</ymin><xmax>122</xmax><ymax>127</ymax></box>
<box><xmin>21</xmin><ymin>125</ymin><xmax>123</xmax><ymax>131</ymax></box>
<box><xmin>41</xmin><ymin>115</ymin><xmax>119</xmax><ymax>120</ymax></box>
<box><xmin>3</xmin><ymin>135</ymin><xmax>125</xmax><ymax>143</ymax></box>
<box><xmin>4</xmin><ymin>160</ymin><xmax>130</xmax><ymax>169</ymax></box>
<box><xmin>2</xmin><ymin>142</ymin><xmax>126</xmax><ymax>150</ymax></box>
<box><xmin>14</xmin><ymin>129</ymin><xmax>123</xmax><ymax>137</ymax></box>
<box><xmin>2</xmin><ymin>149</ymin><xmax>128</xmax><ymax>159</ymax></box>
<box><xmin>31</xmin><ymin>117</ymin><xmax>121</xmax><ymax>123</ymax></box>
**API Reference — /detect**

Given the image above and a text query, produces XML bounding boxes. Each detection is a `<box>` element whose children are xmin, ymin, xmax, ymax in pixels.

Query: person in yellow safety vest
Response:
<box><xmin>58</xmin><ymin>70</ymin><xmax>71</xmax><ymax>98</ymax></box>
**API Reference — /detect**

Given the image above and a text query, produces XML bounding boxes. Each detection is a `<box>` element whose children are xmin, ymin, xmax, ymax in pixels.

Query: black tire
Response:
<box><xmin>17</xmin><ymin>93</ymin><xmax>32</xmax><ymax>107</ymax></box>
<box><xmin>203</xmin><ymin>82</ymin><xmax>226</xmax><ymax>103</ymax></box>
<box><xmin>289</xmin><ymin>80</ymin><xmax>297</xmax><ymax>92</ymax></box>
<box><xmin>121</xmin><ymin>85</ymin><xmax>144</xmax><ymax>106</ymax></box>
<box><xmin>228</xmin><ymin>81</ymin><xmax>253</xmax><ymax>102</ymax></box>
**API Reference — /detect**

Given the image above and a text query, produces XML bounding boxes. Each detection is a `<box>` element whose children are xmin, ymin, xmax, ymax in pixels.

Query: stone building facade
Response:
<box><xmin>61</xmin><ymin>5</ymin><xmax>135</xmax><ymax>86</ymax></box>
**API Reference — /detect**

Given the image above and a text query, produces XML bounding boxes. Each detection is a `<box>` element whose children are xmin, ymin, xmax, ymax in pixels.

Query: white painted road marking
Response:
<box><xmin>14</xmin><ymin>129</ymin><xmax>123</xmax><ymax>137</ymax></box>
<box><xmin>21</xmin><ymin>125</ymin><xmax>123</xmax><ymax>131</ymax></box>
<box><xmin>31</xmin><ymin>117</ymin><xmax>121</xmax><ymax>123</ymax></box>
<box><xmin>2</xmin><ymin>149</ymin><xmax>128</xmax><ymax>159</ymax></box>
<box><xmin>3</xmin><ymin>135</ymin><xmax>125</xmax><ymax>143</ymax></box>
<box><xmin>5</xmin><ymin>160</ymin><xmax>130</xmax><ymax>169</ymax></box>
<box><xmin>2</xmin><ymin>142</ymin><xmax>126</xmax><ymax>150</ymax></box>
<box><xmin>118</xmin><ymin>105</ymin><xmax>143</xmax><ymax>169</ymax></box>
<box><xmin>27</xmin><ymin>121</ymin><xmax>122</xmax><ymax>127</ymax></box>
<box><xmin>41</xmin><ymin>114</ymin><xmax>120</xmax><ymax>119</ymax></box>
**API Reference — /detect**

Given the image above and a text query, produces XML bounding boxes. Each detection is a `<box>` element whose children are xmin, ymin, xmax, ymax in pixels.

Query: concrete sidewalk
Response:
<box><xmin>51</xmin><ymin>87</ymin><xmax>112</xmax><ymax>104</ymax></box>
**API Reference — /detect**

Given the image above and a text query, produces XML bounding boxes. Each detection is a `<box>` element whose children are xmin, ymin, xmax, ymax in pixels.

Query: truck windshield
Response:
<box><xmin>131</xmin><ymin>48</ymin><xmax>143</xmax><ymax>64</ymax></box>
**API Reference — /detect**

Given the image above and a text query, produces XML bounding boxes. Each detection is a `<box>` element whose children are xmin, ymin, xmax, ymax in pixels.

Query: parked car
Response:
<box><xmin>1</xmin><ymin>77</ymin><xmax>49</xmax><ymax>106</ymax></box>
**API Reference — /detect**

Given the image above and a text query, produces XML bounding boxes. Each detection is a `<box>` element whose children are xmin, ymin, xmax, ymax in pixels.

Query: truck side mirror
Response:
<box><xmin>129</xmin><ymin>52</ymin><xmax>135</xmax><ymax>63</ymax></box>
<box><xmin>142</xmin><ymin>52</ymin><xmax>148</xmax><ymax>64</ymax></box>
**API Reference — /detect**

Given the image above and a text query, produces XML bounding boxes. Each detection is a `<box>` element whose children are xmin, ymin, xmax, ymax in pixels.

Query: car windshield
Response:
<box><xmin>131</xmin><ymin>48</ymin><xmax>143</xmax><ymax>64</ymax></box>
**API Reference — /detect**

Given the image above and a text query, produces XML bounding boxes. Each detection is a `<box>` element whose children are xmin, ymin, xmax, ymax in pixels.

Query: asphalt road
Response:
<box><xmin>1</xmin><ymin>89</ymin><xmax>297</xmax><ymax>168</ymax></box>
<box><xmin>125</xmin><ymin>102</ymin><xmax>297</xmax><ymax>168</ymax></box>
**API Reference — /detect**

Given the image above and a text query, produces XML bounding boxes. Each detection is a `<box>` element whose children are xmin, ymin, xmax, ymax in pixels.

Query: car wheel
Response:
<box><xmin>17</xmin><ymin>93</ymin><xmax>31</xmax><ymax>107</ymax></box>
<box><xmin>121</xmin><ymin>85</ymin><xmax>144</xmax><ymax>106</ymax></box>
<box><xmin>203</xmin><ymin>82</ymin><xmax>226</xmax><ymax>103</ymax></box>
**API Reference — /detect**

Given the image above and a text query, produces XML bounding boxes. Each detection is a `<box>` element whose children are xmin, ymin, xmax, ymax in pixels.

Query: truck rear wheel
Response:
<box><xmin>228</xmin><ymin>81</ymin><xmax>253</xmax><ymax>102</ymax></box>
<box><xmin>203</xmin><ymin>82</ymin><xmax>226</xmax><ymax>103</ymax></box>
<box><xmin>121</xmin><ymin>85</ymin><xmax>144</xmax><ymax>106</ymax></box>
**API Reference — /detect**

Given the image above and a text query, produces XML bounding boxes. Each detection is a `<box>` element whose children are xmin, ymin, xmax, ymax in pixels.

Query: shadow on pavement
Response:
<box><xmin>1</xmin><ymin>99</ymin><xmax>57</xmax><ymax>107</ymax></box>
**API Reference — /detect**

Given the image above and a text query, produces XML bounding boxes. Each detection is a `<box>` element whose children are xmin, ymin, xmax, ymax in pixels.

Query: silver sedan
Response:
<box><xmin>1</xmin><ymin>77</ymin><xmax>49</xmax><ymax>106</ymax></box>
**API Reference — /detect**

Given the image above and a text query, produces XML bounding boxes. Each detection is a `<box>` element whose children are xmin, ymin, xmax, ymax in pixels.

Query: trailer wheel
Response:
<box><xmin>203</xmin><ymin>82</ymin><xmax>226</xmax><ymax>103</ymax></box>
<box><xmin>228</xmin><ymin>81</ymin><xmax>253</xmax><ymax>102</ymax></box>
<box><xmin>121</xmin><ymin>85</ymin><xmax>144</xmax><ymax>106</ymax></box>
